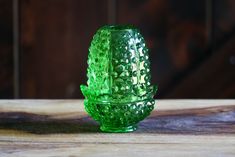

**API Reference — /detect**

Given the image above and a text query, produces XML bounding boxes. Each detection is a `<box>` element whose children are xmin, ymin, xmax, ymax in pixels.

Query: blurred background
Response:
<box><xmin>0</xmin><ymin>0</ymin><xmax>234</xmax><ymax>99</ymax></box>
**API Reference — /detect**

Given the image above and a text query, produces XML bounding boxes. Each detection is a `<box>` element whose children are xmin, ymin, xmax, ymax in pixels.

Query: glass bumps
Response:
<box><xmin>80</xmin><ymin>25</ymin><xmax>157</xmax><ymax>132</ymax></box>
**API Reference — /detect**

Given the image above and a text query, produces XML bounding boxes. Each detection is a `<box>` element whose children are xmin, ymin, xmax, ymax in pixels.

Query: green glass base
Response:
<box><xmin>100</xmin><ymin>125</ymin><xmax>137</xmax><ymax>133</ymax></box>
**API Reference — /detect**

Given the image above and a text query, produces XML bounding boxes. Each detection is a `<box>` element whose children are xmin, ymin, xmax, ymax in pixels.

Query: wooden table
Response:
<box><xmin>0</xmin><ymin>100</ymin><xmax>235</xmax><ymax>157</ymax></box>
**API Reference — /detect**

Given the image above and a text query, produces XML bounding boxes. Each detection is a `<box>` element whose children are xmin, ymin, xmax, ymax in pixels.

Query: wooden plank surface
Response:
<box><xmin>0</xmin><ymin>100</ymin><xmax>235</xmax><ymax>157</ymax></box>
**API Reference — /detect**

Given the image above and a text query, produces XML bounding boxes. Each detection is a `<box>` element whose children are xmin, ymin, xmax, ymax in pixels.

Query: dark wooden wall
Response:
<box><xmin>0</xmin><ymin>0</ymin><xmax>13</xmax><ymax>98</ymax></box>
<box><xmin>20</xmin><ymin>0</ymin><xmax>108</xmax><ymax>98</ymax></box>
<box><xmin>0</xmin><ymin>0</ymin><xmax>234</xmax><ymax>99</ymax></box>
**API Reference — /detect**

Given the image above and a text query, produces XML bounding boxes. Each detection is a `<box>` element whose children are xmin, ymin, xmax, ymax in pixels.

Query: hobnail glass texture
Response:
<box><xmin>80</xmin><ymin>25</ymin><xmax>157</xmax><ymax>132</ymax></box>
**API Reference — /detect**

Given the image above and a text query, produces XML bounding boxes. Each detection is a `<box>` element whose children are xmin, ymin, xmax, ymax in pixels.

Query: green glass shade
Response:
<box><xmin>80</xmin><ymin>25</ymin><xmax>157</xmax><ymax>133</ymax></box>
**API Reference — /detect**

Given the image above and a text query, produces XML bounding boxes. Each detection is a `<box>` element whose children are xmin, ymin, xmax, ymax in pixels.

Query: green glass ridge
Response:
<box><xmin>80</xmin><ymin>25</ymin><xmax>157</xmax><ymax>133</ymax></box>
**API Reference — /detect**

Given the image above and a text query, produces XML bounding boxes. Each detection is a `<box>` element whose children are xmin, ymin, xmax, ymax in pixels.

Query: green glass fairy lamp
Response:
<box><xmin>80</xmin><ymin>25</ymin><xmax>157</xmax><ymax>132</ymax></box>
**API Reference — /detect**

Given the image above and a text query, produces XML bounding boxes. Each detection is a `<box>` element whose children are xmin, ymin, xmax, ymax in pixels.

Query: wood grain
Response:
<box><xmin>0</xmin><ymin>100</ymin><xmax>235</xmax><ymax>156</ymax></box>
<box><xmin>0</xmin><ymin>0</ymin><xmax>13</xmax><ymax>98</ymax></box>
<box><xmin>166</xmin><ymin>34</ymin><xmax>235</xmax><ymax>98</ymax></box>
<box><xmin>20</xmin><ymin>0</ymin><xmax>108</xmax><ymax>98</ymax></box>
